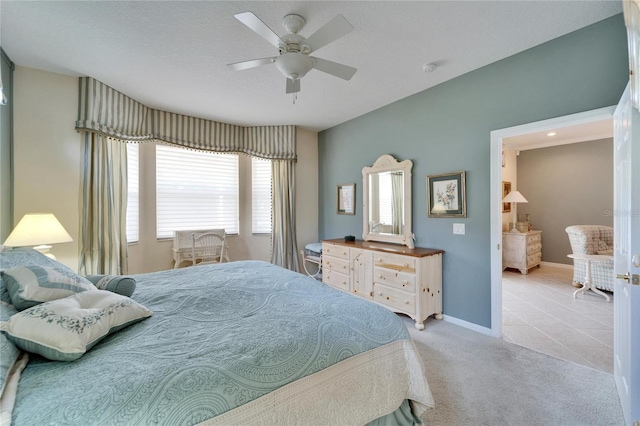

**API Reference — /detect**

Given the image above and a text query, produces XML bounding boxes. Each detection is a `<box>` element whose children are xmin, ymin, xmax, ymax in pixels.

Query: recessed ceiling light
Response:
<box><xmin>547</xmin><ymin>132</ymin><xmax>556</xmax><ymax>137</ymax></box>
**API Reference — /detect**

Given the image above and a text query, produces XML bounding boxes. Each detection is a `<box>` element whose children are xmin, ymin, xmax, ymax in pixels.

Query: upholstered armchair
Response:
<box><xmin>565</xmin><ymin>225</ymin><xmax>614</xmax><ymax>292</ymax></box>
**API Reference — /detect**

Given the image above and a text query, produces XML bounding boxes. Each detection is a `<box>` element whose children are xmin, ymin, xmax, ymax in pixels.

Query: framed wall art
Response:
<box><xmin>502</xmin><ymin>181</ymin><xmax>512</xmax><ymax>213</ymax></box>
<box><xmin>427</xmin><ymin>171</ymin><xmax>466</xmax><ymax>218</ymax></box>
<box><xmin>337</xmin><ymin>183</ymin><xmax>356</xmax><ymax>215</ymax></box>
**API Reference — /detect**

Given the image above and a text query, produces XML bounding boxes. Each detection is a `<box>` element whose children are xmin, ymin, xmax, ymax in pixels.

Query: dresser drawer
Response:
<box><xmin>373</xmin><ymin>252</ymin><xmax>416</xmax><ymax>273</ymax></box>
<box><xmin>527</xmin><ymin>252</ymin><xmax>542</xmax><ymax>267</ymax></box>
<box><xmin>323</xmin><ymin>270</ymin><xmax>349</xmax><ymax>291</ymax></box>
<box><xmin>323</xmin><ymin>256</ymin><xmax>350</xmax><ymax>274</ymax></box>
<box><xmin>526</xmin><ymin>243</ymin><xmax>541</xmax><ymax>255</ymax></box>
<box><xmin>374</xmin><ymin>267</ymin><xmax>416</xmax><ymax>292</ymax></box>
<box><xmin>527</xmin><ymin>233</ymin><xmax>541</xmax><ymax>244</ymax></box>
<box><xmin>373</xmin><ymin>283</ymin><xmax>415</xmax><ymax>315</ymax></box>
<box><xmin>322</xmin><ymin>243</ymin><xmax>350</xmax><ymax>260</ymax></box>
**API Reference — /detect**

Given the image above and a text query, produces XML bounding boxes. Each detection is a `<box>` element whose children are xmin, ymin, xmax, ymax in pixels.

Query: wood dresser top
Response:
<box><xmin>322</xmin><ymin>239</ymin><xmax>444</xmax><ymax>258</ymax></box>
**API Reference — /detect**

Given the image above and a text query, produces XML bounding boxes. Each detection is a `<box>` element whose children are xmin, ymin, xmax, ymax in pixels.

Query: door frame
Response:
<box><xmin>489</xmin><ymin>106</ymin><xmax>616</xmax><ymax>337</ymax></box>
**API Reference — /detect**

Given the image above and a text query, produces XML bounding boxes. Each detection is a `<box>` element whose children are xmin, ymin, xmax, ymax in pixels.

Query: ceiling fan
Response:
<box><xmin>228</xmin><ymin>12</ymin><xmax>357</xmax><ymax>94</ymax></box>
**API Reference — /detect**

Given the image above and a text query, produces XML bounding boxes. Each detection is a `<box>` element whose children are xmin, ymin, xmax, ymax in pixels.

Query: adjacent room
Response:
<box><xmin>500</xmin><ymin>120</ymin><xmax>615</xmax><ymax>373</ymax></box>
<box><xmin>1</xmin><ymin>1</ymin><xmax>638</xmax><ymax>425</ymax></box>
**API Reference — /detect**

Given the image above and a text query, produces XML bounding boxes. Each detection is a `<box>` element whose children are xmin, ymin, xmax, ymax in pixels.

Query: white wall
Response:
<box><xmin>13</xmin><ymin>66</ymin><xmax>81</xmax><ymax>271</ymax></box>
<box><xmin>12</xmin><ymin>66</ymin><xmax>319</xmax><ymax>274</ymax></box>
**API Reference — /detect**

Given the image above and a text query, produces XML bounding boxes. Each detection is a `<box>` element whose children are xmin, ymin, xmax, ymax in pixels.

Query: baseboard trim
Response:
<box><xmin>541</xmin><ymin>261</ymin><xmax>573</xmax><ymax>269</ymax></box>
<box><xmin>442</xmin><ymin>314</ymin><xmax>494</xmax><ymax>336</ymax></box>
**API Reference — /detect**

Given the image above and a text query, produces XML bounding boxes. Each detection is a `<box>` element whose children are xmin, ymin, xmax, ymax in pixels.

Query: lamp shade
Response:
<box><xmin>3</xmin><ymin>214</ymin><xmax>72</xmax><ymax>247</ymax></box>
<box><xmin>502</xmin><ymin>190</ymin><xmax>528</xmax><ymax>204</ymax></box>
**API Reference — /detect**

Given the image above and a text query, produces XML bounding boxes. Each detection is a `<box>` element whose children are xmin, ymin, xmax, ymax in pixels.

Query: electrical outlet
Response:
<box><xmin>453</xmin><ymin>223</ymin><xmax>465</xmax><ymax>235</ymax></box>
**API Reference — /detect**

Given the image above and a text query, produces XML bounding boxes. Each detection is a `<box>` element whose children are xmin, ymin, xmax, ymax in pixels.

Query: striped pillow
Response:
<box><xmin>85</xmin><ymin>275</ymin><xmax>136</xmax><ymax>297</ymax></box>
<box><xmin>1</xmin><ymin>266</ymin><xmax>97</xmax><ymax>311</ymax></box>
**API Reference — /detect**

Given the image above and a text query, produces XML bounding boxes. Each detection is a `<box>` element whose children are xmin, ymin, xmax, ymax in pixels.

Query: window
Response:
<box><xmin>252</xmin><ymin>157</ymin><xmax>272</xmax><ymax>234</ymax></box>
<box><xmin>378</xmin><ymin>172</ymin><xmax>393</xmax><ymax>226</ymax></box>
<box><xmin>126</xmin><ymin>143</ymin><xmax>139</xmax><ymax>243</ymax></box>
<box><xmin>156</xmin><ymin>145</ymin><xmax>239</xmax><ymax>238</ymax></box>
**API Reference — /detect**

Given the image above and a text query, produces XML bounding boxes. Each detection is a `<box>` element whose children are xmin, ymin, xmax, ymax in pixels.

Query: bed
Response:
<box><xmin>0</xmin><ymin>248</ymin><xmax>434</xmax><ymax>425</ymax></box>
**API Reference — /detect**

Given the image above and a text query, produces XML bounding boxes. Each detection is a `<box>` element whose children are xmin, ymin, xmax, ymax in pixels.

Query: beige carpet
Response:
<box><xmin>405</xmin><ymin>317</ymin><xmax>625</xmax><ymax>426</ymax></box>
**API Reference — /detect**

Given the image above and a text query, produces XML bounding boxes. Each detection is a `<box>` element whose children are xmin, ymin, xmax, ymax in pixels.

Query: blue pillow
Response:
<box><xmin>0</xmin><ymin>248</ymin><xmax>76</xmax><ymax>305</ymax></box>
<box><xmin>2</xmin><ymin>266</ymin><xmax>96</xmax><ymax>311</ymax></box>
<box><xmin>85</xmin><ymin>275</ymin><xmax>136</xmax><ymax>297</ymax></box>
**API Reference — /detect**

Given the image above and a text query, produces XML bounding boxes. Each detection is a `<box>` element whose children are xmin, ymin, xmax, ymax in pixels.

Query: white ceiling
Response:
<box><xmin>1</xmin><ymin>1</ymin><xmax>622</xmax><ymax>132</ymax></box>
<box><xmin>503</xmin><ymin>118</ymin><xmax>614</xmax><ymax>151</ymax></box>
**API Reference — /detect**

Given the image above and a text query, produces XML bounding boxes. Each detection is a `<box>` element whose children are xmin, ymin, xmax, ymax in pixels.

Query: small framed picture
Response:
<box><xmin>502</xmin><ymin>181</ymin><xmax>512</xmax><ymax>213</ymax></box>
<box><xmin>337</xmin><ymin>183</ymin><xmax>356</xmax><ymax>215</ymax></box>
<box><xmin>427</xmin><ymin>171</ymin><xmax>466</xmax><ymax>218</ymax></box>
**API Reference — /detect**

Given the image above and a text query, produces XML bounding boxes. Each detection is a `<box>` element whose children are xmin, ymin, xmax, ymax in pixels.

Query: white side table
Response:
<box><xmin>567</xmin><ymin>254</ymin><xmax>612</xmax><ymax>302</ymax></box>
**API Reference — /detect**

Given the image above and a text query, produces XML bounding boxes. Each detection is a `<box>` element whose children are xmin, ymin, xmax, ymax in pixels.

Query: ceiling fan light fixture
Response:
<box><xmin>275</xmin><ymin>52</ymin><xmax>314</xmax><ymax>80</ymax></box>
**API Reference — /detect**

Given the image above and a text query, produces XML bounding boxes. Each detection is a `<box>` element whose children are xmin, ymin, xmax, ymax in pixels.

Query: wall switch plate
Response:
<box><xmin>453</xmin><ymin>223</ymin><xmax>465</xmax><ymax>235</ymax></box>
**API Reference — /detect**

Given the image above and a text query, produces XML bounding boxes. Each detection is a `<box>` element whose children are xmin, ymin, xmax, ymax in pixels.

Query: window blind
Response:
<box><xmin>156</xmin><ymin>145</ymin><xmax>239</xmax><ymax>238</ymax></box>
<box><xmin>252</xmin><ymin>157</ymin><xmax>272</xmax><ymax>234</ymax></box>
<box><xmin>126</xmin><ymin>143</ymin><xmax>139</xmax><ymax>243</ymax></box>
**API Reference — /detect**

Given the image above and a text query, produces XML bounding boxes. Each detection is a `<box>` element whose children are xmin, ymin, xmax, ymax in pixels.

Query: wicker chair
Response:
<box><xmin>565</xmin><ymin>225</ymin><xmax>614</xmax><ymax>292</ymax></box>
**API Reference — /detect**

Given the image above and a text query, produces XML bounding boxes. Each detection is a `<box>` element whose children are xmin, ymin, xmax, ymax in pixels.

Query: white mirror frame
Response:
<box><xmin>362</xmin><ymin>154</ymin><xmax>414</xmax><ymax>248</ymax></box>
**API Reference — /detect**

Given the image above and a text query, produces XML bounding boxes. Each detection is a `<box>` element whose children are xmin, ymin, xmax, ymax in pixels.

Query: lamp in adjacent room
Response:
<box><xmin>502</xmin><ymin>191</ymin><xmax>528</xmax><ymax>233</ymax></box>
<box><xmin>3</xmin><ymin>213</ymin><xmax>73</xmax><ymax>259</ymax></box>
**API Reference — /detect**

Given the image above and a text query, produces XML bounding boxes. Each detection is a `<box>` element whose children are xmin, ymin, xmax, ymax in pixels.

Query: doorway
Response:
<box><xmin>490</xmin><ymin>107</ymin><xmax>616</xmax><ymax>369</ymax></box>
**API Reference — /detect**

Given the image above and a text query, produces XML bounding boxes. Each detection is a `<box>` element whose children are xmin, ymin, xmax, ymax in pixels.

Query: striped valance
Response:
<box><xmin>75</xmin><ymin>77</ymin><xmax>296</xmax><ymax>161</ymax></box>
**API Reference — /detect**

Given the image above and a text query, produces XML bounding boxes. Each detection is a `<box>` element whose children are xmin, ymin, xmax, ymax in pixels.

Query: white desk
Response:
<box><xmin>172</xmin><ymin>230</ymin><xmax>230</xmax><ymax>268</ymax></box>
<box><xmin>567</xmin><ymin>253</ymin><xmax>612</xmax><ymax>302</ymax></box>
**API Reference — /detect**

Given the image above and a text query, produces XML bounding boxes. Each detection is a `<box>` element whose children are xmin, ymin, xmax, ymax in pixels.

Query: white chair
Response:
<box><xmin>191</xmin><ymin>231</ymin><xmax>226</xmax><ymax>266</ymax></box>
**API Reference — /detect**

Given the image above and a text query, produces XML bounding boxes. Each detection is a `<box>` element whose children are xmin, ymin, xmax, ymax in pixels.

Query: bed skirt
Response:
<box><xmin>200</xmin><ymin>339</ymin><xmax>434</xmax><ymax>425</ymax></box>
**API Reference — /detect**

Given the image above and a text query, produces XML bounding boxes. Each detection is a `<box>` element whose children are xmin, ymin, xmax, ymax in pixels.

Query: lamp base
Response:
<box><xmin>33</xmin><ymin>245</ymin><xmax>56</xmax><ymax>260</ymax></box>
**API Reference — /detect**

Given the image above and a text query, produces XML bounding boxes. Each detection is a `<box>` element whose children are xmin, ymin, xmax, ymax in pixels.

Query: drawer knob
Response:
<box><xmin>386</xmin><ymin>296</ymin><xmax>390</xmax><ymax>300</ymax></box>
<box><xmin>404</xmin><ymin>300</ymin><xmax>409</xmax><ymax>305</ymax></box>
<box><xmin>378</xmin><ymin>274</ymin><xmax>383</xmax><ymax>279</ymax></box>
<box><xmin>377</xmin><ymin>292</ymin><xmax>383</xmax><ymax>296</ymax></box>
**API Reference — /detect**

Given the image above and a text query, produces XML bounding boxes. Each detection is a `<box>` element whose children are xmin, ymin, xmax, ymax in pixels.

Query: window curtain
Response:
<box><xmin>271</xmin><ymin>161</ymin><xmax>299</xmax><ymax>271</ymax></box>
<box><xmin>79</xmin><ymin>133</ymin><xmax>128</xmax><ymax>275</ymax></box>
<box><xmin>76</xmin><ymin>77</ymin><xmax>297</xmax><ymax>160</ymax></box>
<box><xmin>391</xmin><ymin>172</ymin><xmax>403</xmax><ymax>235</ymax></box>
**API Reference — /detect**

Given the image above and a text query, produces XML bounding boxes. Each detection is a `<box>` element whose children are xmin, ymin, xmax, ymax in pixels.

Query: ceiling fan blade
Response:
<box><xmin>312</xmin><ymin>57</ymin><xmax>357</xmax><ymax>81</ymax></box>
<box><xmin>234</xmin><ymin>12</ymin><xmax>283</xmax><ymax>49</ymax></box>
<box><xmin>302</xmin><ymin>14</ymin><xmax>354</xmax><ymax>53</ymax></box>
<box><xmin>286</xmin><ymin>78</ymin><xmax>300</xmax><ymax>94</ymax></box>
<box><xmin>228</xmin><ymin>57</ymin><xmax>276</xmax><ymax>71</ymax></box>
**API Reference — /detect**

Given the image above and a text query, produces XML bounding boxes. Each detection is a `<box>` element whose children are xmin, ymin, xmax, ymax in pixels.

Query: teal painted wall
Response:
<box><xmin>318</xmin><ymin>14</ymin><xmax>629</xmax><ymax>328</ymax></box>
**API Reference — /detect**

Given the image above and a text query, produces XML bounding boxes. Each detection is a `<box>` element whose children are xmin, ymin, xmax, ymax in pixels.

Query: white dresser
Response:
<box><xmin>502</xmin><ymin>230</ymin><xmax>542</xmax><ymax>274</ymax></box>
<box><xmin>322</xmin><ymin>239</ymin><xmax>443</xmax><ymax>330</ymax></box>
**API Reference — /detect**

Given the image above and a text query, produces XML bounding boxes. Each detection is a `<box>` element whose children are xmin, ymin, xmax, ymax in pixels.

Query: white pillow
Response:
<box><xmin>1</xmin><ymin>266</ymin><xmax>97</xmax><ymax>311</ymax></box>
<box><xmin>0</xmin><ymin>290</ymin><xmax>152</xmax><ymax>361</ymax></box>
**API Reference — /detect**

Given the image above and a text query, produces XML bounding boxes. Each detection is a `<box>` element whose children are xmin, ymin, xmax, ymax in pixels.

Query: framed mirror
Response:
<box><xmin>362</xmin><ymin>155</ymin><xmax>414</xmax><ymax>248</ymax></box>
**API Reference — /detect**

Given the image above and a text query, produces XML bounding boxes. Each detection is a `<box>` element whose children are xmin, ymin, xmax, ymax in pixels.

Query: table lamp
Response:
<box><xmin>3</xmin><ymin>213</ymin><xmax>73</xmax><ymax>259</ymax></box>
<box><xmin>502</xmin><ymin>190</ymin><xmax>528</xmax><ymax>233</ymax></box>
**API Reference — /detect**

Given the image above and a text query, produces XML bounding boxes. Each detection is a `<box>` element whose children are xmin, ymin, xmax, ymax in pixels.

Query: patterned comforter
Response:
<box><xmin>9</xmin><ymin>260</ymin><xmax>420</xmax><ymax>425</ymax></box>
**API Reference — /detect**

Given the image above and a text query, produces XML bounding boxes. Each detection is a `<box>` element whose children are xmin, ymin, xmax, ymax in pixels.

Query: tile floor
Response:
<box><xmin>502</xmin><ymin>264</ymin><xmax>614</xmax><ymax>373</ymax></box>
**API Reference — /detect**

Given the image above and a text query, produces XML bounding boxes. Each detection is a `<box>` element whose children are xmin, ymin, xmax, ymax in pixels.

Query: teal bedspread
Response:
<box><xmin>11</xmin><ymin>261</ymin><xmax>410</xmax><ymax>425</ymax></box>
